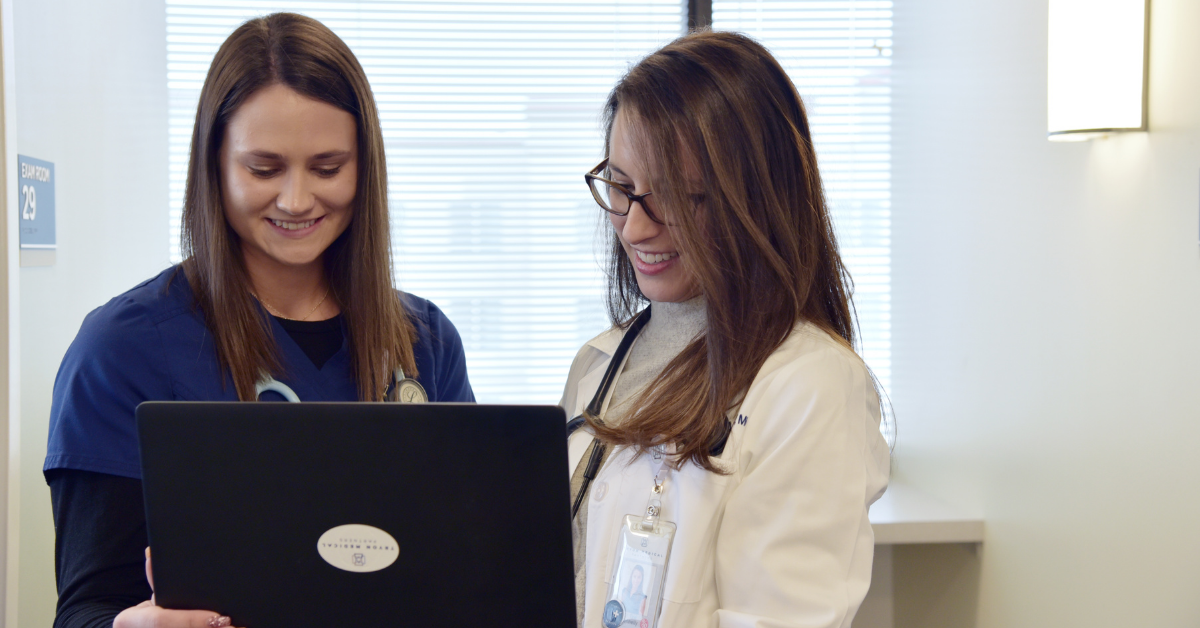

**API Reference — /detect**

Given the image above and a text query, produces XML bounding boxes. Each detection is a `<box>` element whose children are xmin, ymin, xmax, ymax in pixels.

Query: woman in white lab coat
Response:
<box><xmin>563</xmin><ymin>30</ymin><xmax>891</xmax><ymax>628</ymax></box>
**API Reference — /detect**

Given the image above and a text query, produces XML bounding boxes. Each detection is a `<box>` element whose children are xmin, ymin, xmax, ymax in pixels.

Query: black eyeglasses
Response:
<box><xmin>584</xmin><ymin>159</ymin><xmax>666</xmax><ymax>225</ymax></box>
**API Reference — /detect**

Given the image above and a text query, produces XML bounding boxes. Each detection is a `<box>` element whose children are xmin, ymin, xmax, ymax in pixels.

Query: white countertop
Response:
<box><xmin>869</xmin><ymin>482</ymin><xmax>985</xmax><ymax>544</ymax></box>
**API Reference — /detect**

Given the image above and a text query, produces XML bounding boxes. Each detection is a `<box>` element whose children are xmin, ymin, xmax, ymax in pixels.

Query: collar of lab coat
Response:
<box><xmin>570</xmin><ymin>326</ymin><xmax>625</xmax><ymax>420</ymax></box>
<box><xmin>584</xmin><ymin>325</ymin><xmax>624</xmax><ymax>356</ymax></box>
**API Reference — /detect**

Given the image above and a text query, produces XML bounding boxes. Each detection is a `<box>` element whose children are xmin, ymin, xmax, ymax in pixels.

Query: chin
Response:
<box><xmin>264</xmin><ymin>249</ymin><xmax>326</xmax><ymax>268</ymax></box>
<box><xmin>636</xmin><ymin>281</ymin><xmax>692</xmax><ymax>304</ymax></box>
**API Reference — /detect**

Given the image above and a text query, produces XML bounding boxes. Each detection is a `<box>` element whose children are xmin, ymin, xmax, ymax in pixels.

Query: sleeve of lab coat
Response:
<box><xmin>712</xmin><ymin>342</ymin><xmax>890</xmax><ymax>628</ymax></box>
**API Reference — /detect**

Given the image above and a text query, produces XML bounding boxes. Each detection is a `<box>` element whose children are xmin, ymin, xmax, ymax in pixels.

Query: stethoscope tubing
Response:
<box><xmin>569</xmin><ymin>309</ymin><xmax>652</xmax><ymax>519</ymax></box>
<box><xmin>567</xmin><ymin>307</ymin><xmax>732</xmax><ymax>520</ymax></box>
<box><xmin>254</xmin><ymin>367</ymin><xmax>421</xmax><ymax>403</ymax></box>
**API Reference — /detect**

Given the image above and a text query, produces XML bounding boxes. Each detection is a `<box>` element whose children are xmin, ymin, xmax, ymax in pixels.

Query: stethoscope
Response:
<box><xmin>255</xmin><ymin>367</ymin><xmax>428</xmax><ymax>403</ymax></box>
<box><xmin>565</xmin><ymin>308</ymin><xmax>729</xmax><ymax>520</ymax></box>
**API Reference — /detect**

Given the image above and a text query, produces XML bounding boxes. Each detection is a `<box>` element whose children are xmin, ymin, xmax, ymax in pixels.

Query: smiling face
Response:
<box><xmin>219</xmin><ymin>83</ymin><xmax>358</xmax><ymax>277</ymax></box>
<box><xmin>606</xmin><ymin>110</ymin><xmax>700</xmax><ymax>303</ymax></box>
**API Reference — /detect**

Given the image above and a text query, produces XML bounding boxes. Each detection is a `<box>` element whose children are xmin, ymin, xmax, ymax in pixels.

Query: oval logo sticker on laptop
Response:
<box><xmin>316</xmin><ymin>524</ymin><xmax>399</xmax><ymax>573</ymax></box>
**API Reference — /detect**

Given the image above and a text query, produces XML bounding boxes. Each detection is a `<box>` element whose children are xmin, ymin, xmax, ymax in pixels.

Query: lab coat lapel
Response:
<box><xmin>565</xmin><ymin>327</ymin><xmax>625</xmax><ymax>472</ymax></box>
<box><xmin>572</xmin><ymin>327</ymin><xmax>624</xmax><ymax>418</ymax></box>
<box><xmin>572</xmin><ymin>357</ymin><xmax>609</xmax><ymax>418</ymax></box>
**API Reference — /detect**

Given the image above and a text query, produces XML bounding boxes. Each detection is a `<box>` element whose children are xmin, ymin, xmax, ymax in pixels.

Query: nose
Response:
<box><xmin>619</xmin><ymin>199</ymin><xmax>662</xmax><ymax>245</ymax></box>
<box><xmin>276</xmin><ymin>171</ymin><xmax>316</xmax><ymax>215</ymax></box>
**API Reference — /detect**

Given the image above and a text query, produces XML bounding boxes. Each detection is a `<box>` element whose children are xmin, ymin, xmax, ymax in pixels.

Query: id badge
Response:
<box><xmin>601</xmin><ymin>515</ymin><xmax>677</xmax><ymax>628</ymax></box>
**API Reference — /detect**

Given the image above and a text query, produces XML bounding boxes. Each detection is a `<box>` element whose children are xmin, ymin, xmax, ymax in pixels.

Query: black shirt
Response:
<box><xmin>48</xmin><ymin>469</ymin><xmax>151</xmax><ymax>628</ymax></box>
<box><xmin>48</xmin><ymin>317</ymin><xmax>344</xmax><ymax>628</ymax></box>
<box><xmin>272</xmin><ymin>315</ymin><xmax>344</xmax><ymax>370</ymax></box>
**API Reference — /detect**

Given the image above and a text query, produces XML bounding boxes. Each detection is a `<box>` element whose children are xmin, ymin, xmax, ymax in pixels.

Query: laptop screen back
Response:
<box><xmin>137</xmin><ymin>402</ymin><xmax>575</xmax><ymax>628</ymax></box>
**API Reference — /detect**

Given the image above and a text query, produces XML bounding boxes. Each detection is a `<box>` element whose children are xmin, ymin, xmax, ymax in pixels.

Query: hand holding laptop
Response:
<box><xmin>113</xmin><ymin>549</ymin><xmax>241</xmax><ymax>628</ymax></box>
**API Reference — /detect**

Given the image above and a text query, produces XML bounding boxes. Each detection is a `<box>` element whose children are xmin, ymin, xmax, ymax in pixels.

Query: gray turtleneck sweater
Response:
<box><xmin>569</xmin><ymin>296</ymin><xmax>707</xmax><ymax>625</ymax></box>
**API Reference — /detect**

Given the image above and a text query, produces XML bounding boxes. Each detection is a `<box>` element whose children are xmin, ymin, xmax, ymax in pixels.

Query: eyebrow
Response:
<box><xmin>242</xmin><ymin>150</ymin><xmax>352</xmax><ymax>160</ymax></box>
<box><xmin>609</xmin><ymin>164</ymin><xmax>631</xmax><ymax>179</ymax></box>
<box><xmin>312</xmin><ymin>150</ymin><xmax>353</xmax><ymax>160</ymax></box>
<box><xmin>243</xmin><ymin>150</ymin><xmax>284</xmax><ymax>160</ymax></box>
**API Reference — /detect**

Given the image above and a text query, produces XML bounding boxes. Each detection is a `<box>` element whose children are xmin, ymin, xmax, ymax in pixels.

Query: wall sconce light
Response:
<box><xmin>1047</xmin><ymin>0</ymin><xmax>1149</xmax><ymax>141</ymax></box>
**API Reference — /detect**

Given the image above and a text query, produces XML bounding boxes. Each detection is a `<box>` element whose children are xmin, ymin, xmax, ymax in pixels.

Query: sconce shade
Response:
<box><xmin>1047</xmin><ymin>0</ymin><xmax>1149</xmax><ymax>141</ymax></box>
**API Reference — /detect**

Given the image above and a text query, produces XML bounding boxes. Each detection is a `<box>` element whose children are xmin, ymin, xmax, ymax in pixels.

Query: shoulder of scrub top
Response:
<box><xmin>397</xmin><ymin>290</ymin><xmax>475</xmax><ymax>403</ymax></box>
<box><xmin>61</xmin><ymin>265</ymin><xmax>199</xmax><ymax>372</ymax></box>
<box><xmin>46</xmin><ymin>265</ymin><xmax>199</xmax><ymax>479</ymax></box>
<box><xmin>89</xmin><ymin>264</ymin><xmax>197</xmax><ymax>325</ymax></box>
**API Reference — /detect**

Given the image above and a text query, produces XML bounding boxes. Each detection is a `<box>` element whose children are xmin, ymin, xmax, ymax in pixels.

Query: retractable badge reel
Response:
<box><xmin>601</xmin><ymin>445</ymin><xmax>677</xmax><ymax>628</ymax></box>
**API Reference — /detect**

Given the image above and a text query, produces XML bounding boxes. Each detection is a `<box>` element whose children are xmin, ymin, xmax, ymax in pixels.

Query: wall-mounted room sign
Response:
<box><xmin>18</xmin><ymin>154</ymin><xmax>55</xmax><ymax>266</ymax></box>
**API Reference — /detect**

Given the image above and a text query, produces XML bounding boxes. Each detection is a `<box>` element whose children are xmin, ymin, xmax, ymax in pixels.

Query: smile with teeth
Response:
<box><xmin>635</xmin><ymin>250</ymin><xmax>678</xmax><ymax>264</ymax></box>
<box><xmin>270</xmin><ymin>218</ymin><xmax>318</xmax><ymax>231</ymax></box>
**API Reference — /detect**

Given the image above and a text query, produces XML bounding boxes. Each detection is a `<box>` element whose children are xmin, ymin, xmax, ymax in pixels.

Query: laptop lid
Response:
<box><xmin>137</xmin><ymin>402</ymin><xmax>575</xmax><ymax>628</ymax></box>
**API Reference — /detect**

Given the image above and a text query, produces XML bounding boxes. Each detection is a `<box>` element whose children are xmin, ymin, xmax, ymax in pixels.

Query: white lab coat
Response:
<box><xmin>560</xmin><ymin>321</ymin><xmax>890</xmax><ymax>628</ymax></box>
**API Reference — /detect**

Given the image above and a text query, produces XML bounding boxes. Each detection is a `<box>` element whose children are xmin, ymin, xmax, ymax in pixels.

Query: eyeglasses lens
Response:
<box><xmin>590</xmin><ymin>177</ymin><xmax>630</xmax><ymax>214</ymax></box>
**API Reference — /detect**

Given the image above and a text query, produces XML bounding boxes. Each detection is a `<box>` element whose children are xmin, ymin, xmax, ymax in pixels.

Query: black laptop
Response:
<box><xmin>137</xmin><ymin>402</ymin><xmax>575</xmax><ymax>628</ymax></box>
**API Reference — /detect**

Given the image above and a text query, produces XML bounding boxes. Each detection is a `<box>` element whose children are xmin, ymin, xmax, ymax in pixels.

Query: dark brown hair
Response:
<box><xmin>589</xmin><ymin>30</ymin><xmax>860</xmax><ymax>471</ymax></box>
<box><xmin>180</xmin><ymin>12</ymin><xmax>416</xmax><ymax>401</ymax></box>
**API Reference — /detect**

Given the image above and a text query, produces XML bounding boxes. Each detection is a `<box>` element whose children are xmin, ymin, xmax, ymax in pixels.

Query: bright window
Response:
<box><xmin>166</xmin><ymin>1</ymin><xmax>891</xmax><ymax>401</ymax></box>
<box><xmin>167</xmin><ymin>1</ymin><xmax>684</xmax><ymax>403</ymax></box>
<box><xmin>713</xmin><ymin>0</ymin><xmax>893</xmax><ymax>390</ymax></box>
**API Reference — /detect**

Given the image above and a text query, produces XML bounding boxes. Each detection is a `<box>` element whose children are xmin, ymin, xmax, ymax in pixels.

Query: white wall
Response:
<box><xmin>890</xmin><ymin>0</ymin><xmax>1200</xmax><ymax>625</ymax></box>
<box><xmin>1</xmin><ymin>2</ymin><xmax>19</xmax><ymax>623</ymax></box>
<box><xmin>12</xmin><ymin>0</ymin><xmax>168</xmax><ymax>625</ymax></box>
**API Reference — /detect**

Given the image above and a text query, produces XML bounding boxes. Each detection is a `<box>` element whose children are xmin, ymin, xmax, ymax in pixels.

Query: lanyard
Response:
<box><xmin>603</xmin><ymin>442</ymin><xmax>678</xmax><ymax>628</ymax></box>
<box><xmin>641</xmin><ymin>444</ymin><xmax>671</xmax><ymax>530</ymax></box>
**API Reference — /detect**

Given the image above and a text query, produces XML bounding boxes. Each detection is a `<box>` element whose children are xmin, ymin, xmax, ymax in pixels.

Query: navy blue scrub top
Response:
<box><xmin>44</xmin><ymin>265</ymin><xmax>475</xmax><ymax>480</ymax></box>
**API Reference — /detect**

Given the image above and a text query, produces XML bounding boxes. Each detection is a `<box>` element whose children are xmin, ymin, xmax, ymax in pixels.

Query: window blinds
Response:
<box><xmin>166</xmin><ymin>1</ymin><xmax>684</xmax><ymax>403</ymax></box>
<box><xmin>713</xmin><ymin>1</ymin><xmax>893</xmax><ymax>390</ymax></box>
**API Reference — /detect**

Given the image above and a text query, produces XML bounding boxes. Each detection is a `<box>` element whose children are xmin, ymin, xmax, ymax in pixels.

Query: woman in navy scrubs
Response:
<box><xmin>44</xmin><ymin>13</ymin><xmax>473</xmax><ymax>628</ymax></box>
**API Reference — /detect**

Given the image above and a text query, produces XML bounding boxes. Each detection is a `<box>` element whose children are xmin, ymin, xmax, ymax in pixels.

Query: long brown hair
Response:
<box><xmin>589</xmin><ymin>30</ymin><xmax>860</xmax><ymax>471</ymax></box>
<box><xmin>180</xmin><ymin>12</ymin><xmax>415</xmax><ymax>401</ymax></box>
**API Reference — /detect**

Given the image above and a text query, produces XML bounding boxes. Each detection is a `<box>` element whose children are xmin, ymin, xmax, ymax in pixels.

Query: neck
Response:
<box><xmin>649</xmin><ymin>294</ymin><xmax>706</xmax><ymax>321</ymax></box>
<box><xmin>243</xmin><ymin>249</ymin><xmax>337</xmax><ymax>320</ymax></box>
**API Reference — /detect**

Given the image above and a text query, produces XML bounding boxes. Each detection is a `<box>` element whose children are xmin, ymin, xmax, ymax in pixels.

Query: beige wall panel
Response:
<box><xmin>891</xmin><ymin>0</ymin><xmax>1200</xmax><ymax>625</ymax></box>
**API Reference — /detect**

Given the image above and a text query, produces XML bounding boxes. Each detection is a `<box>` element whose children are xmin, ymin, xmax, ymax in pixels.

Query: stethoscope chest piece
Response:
<box><xmin>391</xmin><ymin>367</ymin><xmax>428</xmax><ymax>403</ymax></box>
<box><xmin>396</xmin><ymin>377</ymin><xmax>428</xmax><ymax>403</ymax></box>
